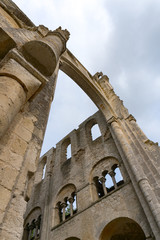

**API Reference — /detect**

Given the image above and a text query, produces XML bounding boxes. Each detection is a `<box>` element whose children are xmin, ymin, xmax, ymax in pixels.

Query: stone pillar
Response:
<box><xmin>61</xmin><ymin>202</ymin><xmax>67</xmax><ymax>221</ymax></box>
<box><xmin>69</xmin><ymin>197</ymin><xmax>74</xmax><ymax>216</ymax></box>
<box><xmin>108</xmin><ymin>116</ymin><xmax>160</xmax><ymax>237</ymax></box>
<box><xmin>109</xmin><ymin>170</ymin><xmax>117</xmax><ymax>189</ymax></box>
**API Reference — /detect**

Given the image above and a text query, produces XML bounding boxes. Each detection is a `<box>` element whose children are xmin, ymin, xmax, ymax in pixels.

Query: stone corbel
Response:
<box><xmin>107</xmin><ymin>116</ymin><xmax>118</xmax><ymax>125</ymax></box>
<box><xmin>144</xmin><ymin>139</ymin><xmax>158</xmax><ymax>147</ymax></box>
<box><xmin>125</xmin><ymin>114</ymin><xmax>136</xmax><ymax>122</ymax></box>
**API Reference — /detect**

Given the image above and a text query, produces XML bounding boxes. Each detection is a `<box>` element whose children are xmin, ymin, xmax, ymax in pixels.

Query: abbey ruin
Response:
<box><xmin>0</xmin><ymin>1</ymin><xmax>160</xmax><ymax>239</ymax></box>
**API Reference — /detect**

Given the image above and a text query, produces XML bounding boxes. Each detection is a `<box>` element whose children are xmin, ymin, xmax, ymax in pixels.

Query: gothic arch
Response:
<box><xmin>99</xmin><ymin>217</ymin><xmax>146</xmax><ymax>240</ymax></box>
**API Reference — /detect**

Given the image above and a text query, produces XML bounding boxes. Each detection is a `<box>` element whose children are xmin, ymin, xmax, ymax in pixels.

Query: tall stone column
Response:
<box><xmin>107</xmin><ymin>116</ymin><xmax>160</xmax><ymax>238</ymax></box>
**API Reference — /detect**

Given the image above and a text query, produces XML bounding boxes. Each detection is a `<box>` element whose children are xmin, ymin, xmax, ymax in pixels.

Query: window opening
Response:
<box><xmin>91</xmin><ymin>124</ymin><xmax>101</xmax><ymax>141</ymax></box>
<box><xmin>67</xmin><ymin>143</ymin><xmax>71</xmax><ymax>159</ymax></box>
<box><xmin>57</xmin><ymin>192</ymin><xmax>77</xmax><ymax>224</ymax></box>
<box><xmin>115</xmin><ymin>167</ymin><xmax>124</xmax><ymax>186</ymax></box>
<box><xmin>73</xmin><ymin>194</ymin><xmax>77</xmax><ymax>214</ymax></box>
<box><xmin>42</xmin><ymin>164</ymin><xmax>46</xmax><ymax>179</ymax></box>
<box><xmin>105</xmin><ymin>174</ymin><xmax>114</xmax><ymax>193</ymax></box>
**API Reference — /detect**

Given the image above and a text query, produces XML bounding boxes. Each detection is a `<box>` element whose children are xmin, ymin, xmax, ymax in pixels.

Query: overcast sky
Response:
<box><xmin>14</xmin><ymin>0</ymin><xmax>160</xmax><ymax>155</ymax></box>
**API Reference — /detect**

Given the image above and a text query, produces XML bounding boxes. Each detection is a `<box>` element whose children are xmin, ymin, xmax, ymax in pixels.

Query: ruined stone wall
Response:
<box><xmin>1</xmin><ymin>1</ymin><xmax>160</xmax><ymax>240</ymax></box>
<box><xmin>24</xmin><ymin>111</ymin><xmax>154</xmax><ymax>240</ymax></box>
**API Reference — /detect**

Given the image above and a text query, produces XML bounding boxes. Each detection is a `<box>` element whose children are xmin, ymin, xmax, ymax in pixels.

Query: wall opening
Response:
<box><xmin>91</xmin><ymin>123</ymin><xmax>101</xmax><ymax>140</ymax></box>
<box><xmin>67</xmin><ymin>143</ymin><xmax>71</xmax><ymax>160</ymax></box>
<box><xmin>42</xmin><ymin>163</ymin><xmax>46</xmax><ymax>179</ymax></box>
<box><xmin>100</xmin><ymin>217</ymin><xmax>146</xmax><ymax>240</ymax></box>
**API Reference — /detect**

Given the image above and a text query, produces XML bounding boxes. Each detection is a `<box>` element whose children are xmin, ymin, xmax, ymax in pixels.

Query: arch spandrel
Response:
<box><xmin>59</xmin><ymin>49</ymin><xmax>116</xmax><ymax>120</ymax></box>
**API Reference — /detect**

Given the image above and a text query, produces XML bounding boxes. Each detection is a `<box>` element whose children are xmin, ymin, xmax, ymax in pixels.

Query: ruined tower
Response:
<box><xmin>0</xmin><ymin>1</ymin><xmax>160</xmax><ymax>240</ymax></box>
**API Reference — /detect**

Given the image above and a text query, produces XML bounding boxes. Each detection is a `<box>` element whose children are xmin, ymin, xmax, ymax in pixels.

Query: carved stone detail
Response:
<box><xmin>144</xmin><ymin>139</ymin><xmax>158</xmax><ymax>146</ymax></box>
<box><xmin>126</xmin><ymin>114</ymin><xmax>136</xmax><ymax>122</ymax></box>
<box><xmin>107</xmin><ymin>116</ymin><xmax>118</xmax><ymax>125</ymax></box>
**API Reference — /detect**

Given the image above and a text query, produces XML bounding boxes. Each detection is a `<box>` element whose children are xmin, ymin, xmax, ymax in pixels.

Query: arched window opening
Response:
<box><xmin>112</xmin><ymin>164</ymin><xmax>124</xmax><ymax>187</ymax></box>
<box><xmin>105</xmin><ymin>173</ymin><xmax>114</xmax><ymax>193</ymax></box>
<box><xmin>115</xmin><ymin>167</ymin><xmax>124</xmax><ymax>186</ymax></box>
<box><xmin>61</xmin><ymin>138</ymin><xmax>72</xmax><ymax>162</ymax></box>
<box><xmin>22</xmin><ymin>215</ymin><xmax>42</xmax><ymax>240</ymax></box>
<box><xmin>23</xmin><ymin>208</ymin><xmax>41</xmax><ymax>240</ymax></box>
<box><xmin>67</xmin><ymin>143</ymin><xmax>71</xmax><ymax>160</ymax></box>
<box><xmin>72</xmin><ymin>193</ymin><xmax>77</xmax><ymax>214</ymax></box>
<box><xmin>56</xmin><ymin>191</ymin><xmax>77</xmax><ymax>224</ymax></box>
<box><xmin>91</xmin><ymin>123</ymin><xmax>101</xmax><ymax>141</ymax></box>
<box><xmin>42</xmin><ymin>163</ymin><xmax>46</xmax><ymax>179</ymax></box>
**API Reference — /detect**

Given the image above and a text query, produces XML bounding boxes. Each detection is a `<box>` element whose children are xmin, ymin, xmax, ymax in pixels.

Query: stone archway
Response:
<box><xmin>100</xmin><ymin>217</ymin><xmax>146</xmax><ymax>240</ymax></box>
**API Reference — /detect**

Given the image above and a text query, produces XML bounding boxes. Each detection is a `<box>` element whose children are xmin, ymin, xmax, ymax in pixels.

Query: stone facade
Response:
<box><xmin>0</xmin><ymin>1</ymin><xmax>160</xmax><ymax>240</ymax></box>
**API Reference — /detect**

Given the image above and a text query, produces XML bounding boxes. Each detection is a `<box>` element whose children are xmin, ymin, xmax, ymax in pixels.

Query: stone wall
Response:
<box><xmin>24</xmin><ymin>111</ymin><xmax>154</xmax><ymax>240</ymax></box>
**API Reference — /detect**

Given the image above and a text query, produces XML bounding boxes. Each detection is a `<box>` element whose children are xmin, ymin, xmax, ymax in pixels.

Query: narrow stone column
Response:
<box><xmin>99</xmin><ymin>176</ymin><xmax>107</xmax><ymax>195</ymax></box>
<box><xmin>61</xmin><ymin>203</ymin><xmax>67</xmax><ymax>221</ymax></box>
<box><xmin>68</xmin><ymin>197</ymin><xmax>74</xmax><ymax>216</ymax></box>
<box><xmin>109</xmin><ymin>170</ymin><xmax>117</xmax><ymax>189</ymax></box>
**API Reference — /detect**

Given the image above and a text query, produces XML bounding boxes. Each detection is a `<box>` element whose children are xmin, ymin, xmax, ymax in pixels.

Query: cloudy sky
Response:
<box><xmin>14</xmin><ymin>0</ymin><xmax>160</xmax><ymax>155</ymax></box>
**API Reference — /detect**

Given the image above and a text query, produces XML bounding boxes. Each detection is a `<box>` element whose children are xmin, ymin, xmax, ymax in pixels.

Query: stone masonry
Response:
<box><xmin>0</xmin><ymin>1</ymin><xmax>160</xmax><ymax>240</ymax></box>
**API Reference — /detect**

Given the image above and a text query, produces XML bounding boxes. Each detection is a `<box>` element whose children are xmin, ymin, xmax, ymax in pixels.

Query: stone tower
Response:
<box><xmin>0</xmin><ymin>1</ymin><xmax>160</xmax><ymax>240</ymax></box>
